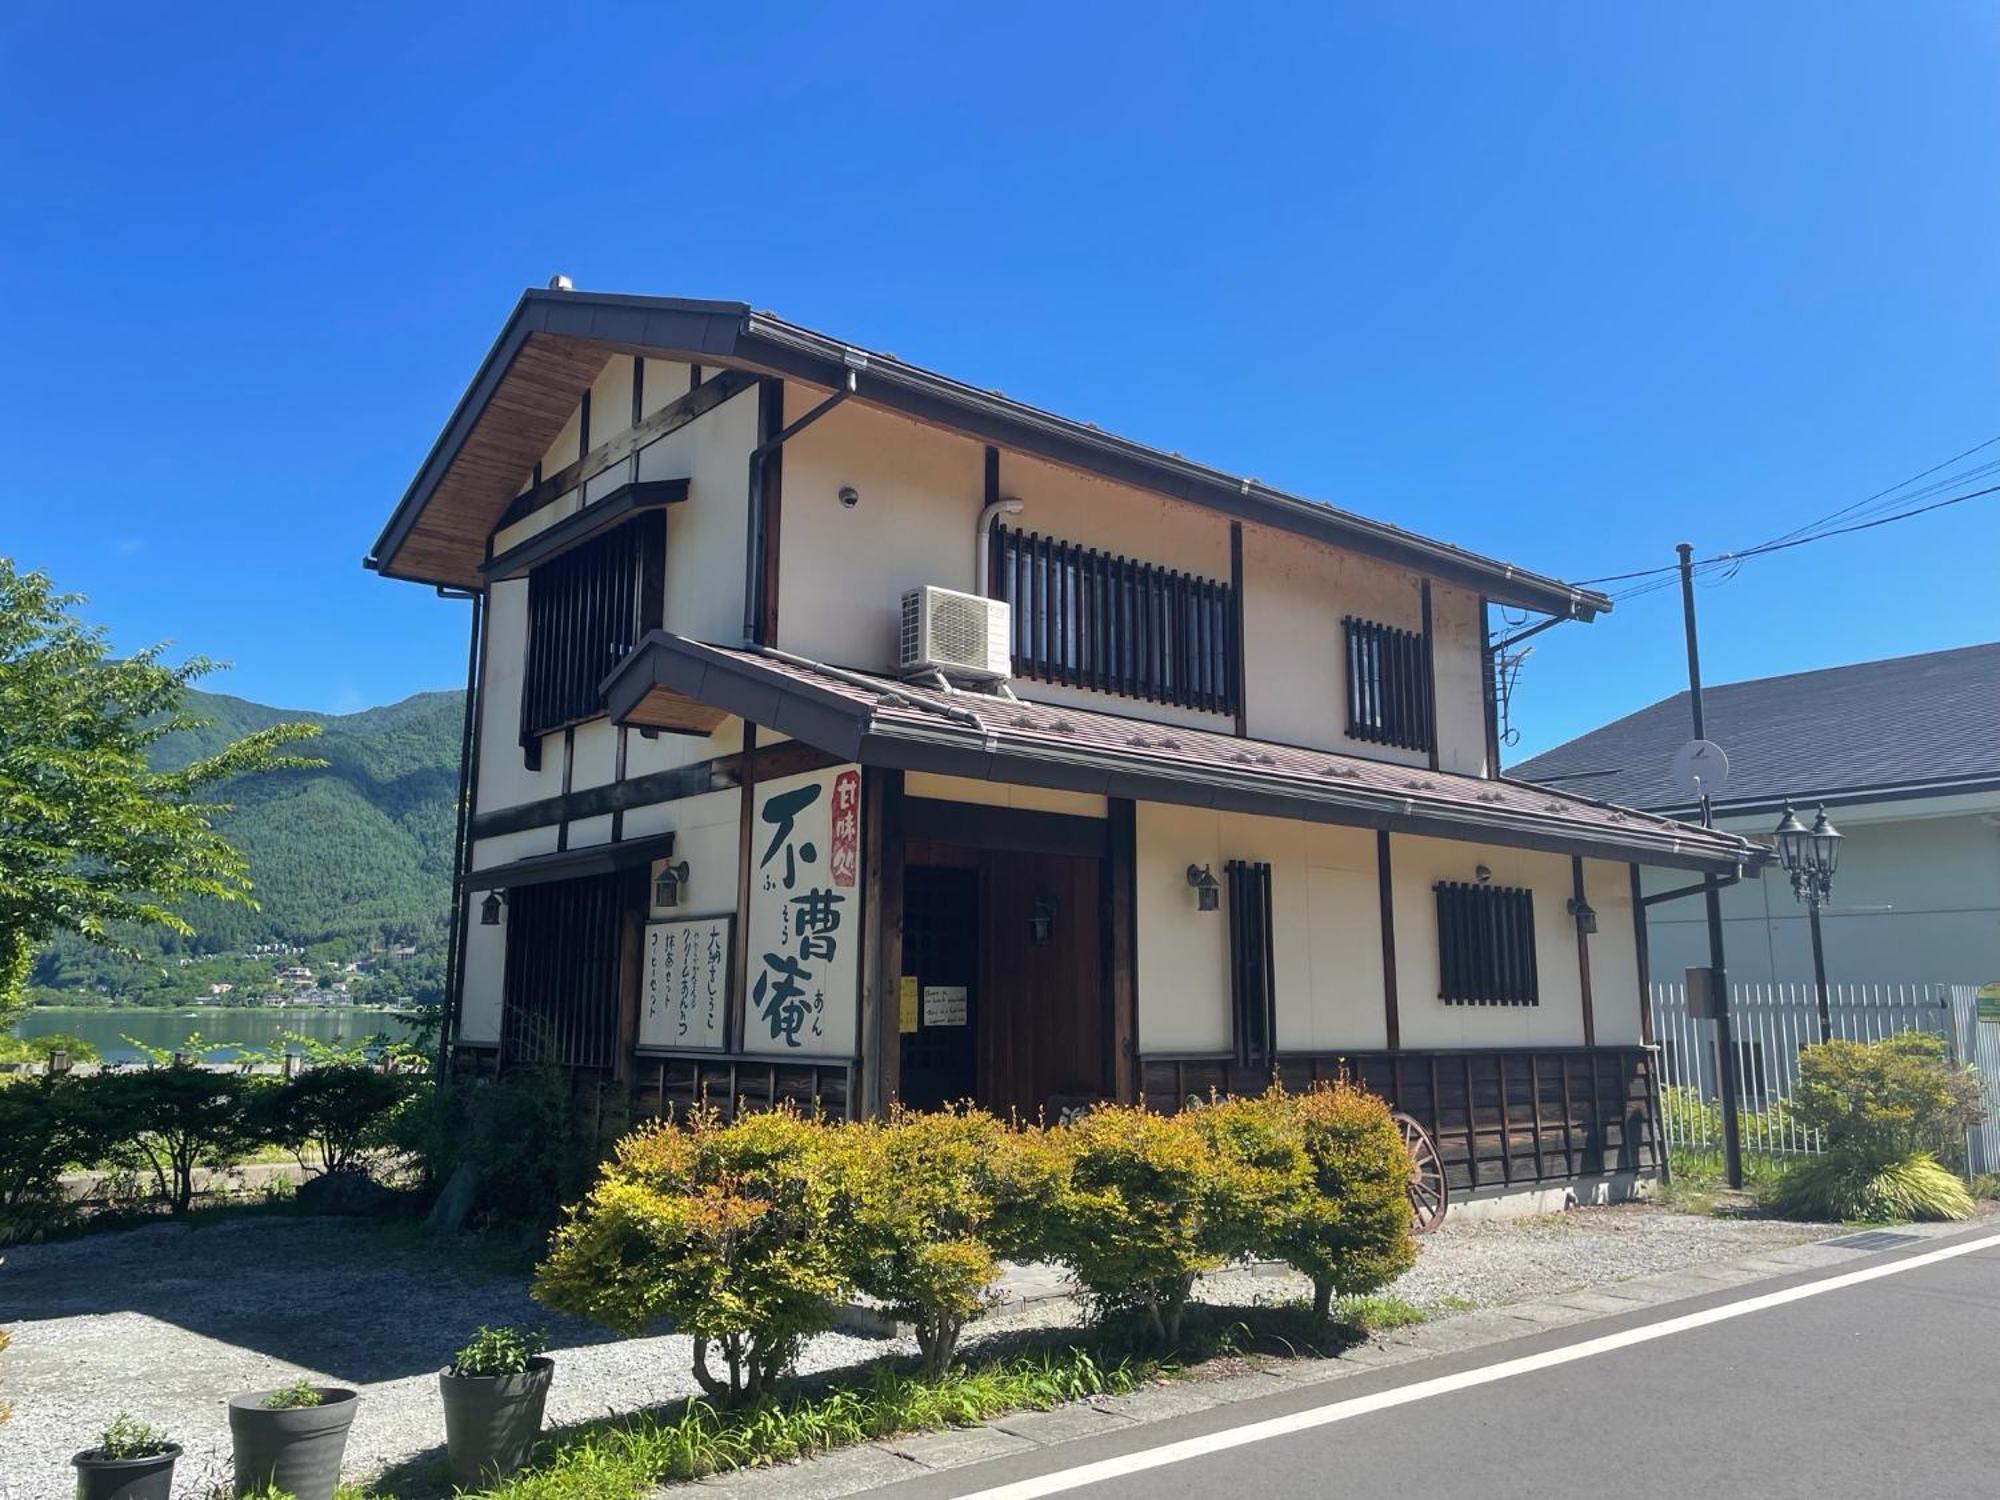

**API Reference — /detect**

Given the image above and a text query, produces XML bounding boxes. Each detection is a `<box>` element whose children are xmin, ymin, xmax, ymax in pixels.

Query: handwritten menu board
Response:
<box><xmin>637</xmin><ymin>915</ymin><xmax>732</xmax><ymax>1051</ymax></box>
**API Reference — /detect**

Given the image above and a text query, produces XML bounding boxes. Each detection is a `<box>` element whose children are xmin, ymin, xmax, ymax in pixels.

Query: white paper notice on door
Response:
<box><xmin>922</xmin><ymin>985</ymin><xmax>968</xmax><ymax>1027</ymax></box>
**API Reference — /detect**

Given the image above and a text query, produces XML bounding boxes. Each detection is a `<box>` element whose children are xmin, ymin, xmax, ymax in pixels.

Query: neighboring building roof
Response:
<box><xmin>367</xmin><ymin>288</ymin><xmax>1613</xmax><ymax>622</ymax></box>
<box><xmin>1510</xmin><ymin>642</ymin><xmax>2000</xmax><ymax>815</ymax></box>
<box><xmin>603</xmin><ymin>632</ymin><xmax>1764</xmax><ymax>874</ymax></box>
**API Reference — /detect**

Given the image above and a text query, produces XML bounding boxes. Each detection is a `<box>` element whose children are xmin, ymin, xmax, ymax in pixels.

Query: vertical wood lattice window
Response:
<box><xmin>520</xmin><ymin>513</ymin><xmax>665</xmax><ymax>755</ymax></box>
<box><xmin>991</xmin><ymin>527</ymin><xmax>1237</xmax><ymax>714</ymax></box>
<box><xmin>501</xmin><ymin>871</ymin><xmax>641</xmax><ymax>1069</ymax></box>
<box><xmin>1434</xmin><ymin>881</ymin><xmax>1539</xmax><ymax>1006</ymax></box>
<box><xmin>1226</xmin><ymin>860</ymin><xmax>1276</xmax><ymax>1066</ymax></box>
<box><xmin>1344</xmin><ymin>616</ymin><xmax>1434</xmax><ymax>753</ymax></box>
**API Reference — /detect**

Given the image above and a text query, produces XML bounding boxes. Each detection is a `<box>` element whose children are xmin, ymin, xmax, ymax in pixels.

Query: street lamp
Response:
<box><xmin>1772</xmin><ymin>801</ymin><xmax>1844</xmax><ymax>1041</ymax></box>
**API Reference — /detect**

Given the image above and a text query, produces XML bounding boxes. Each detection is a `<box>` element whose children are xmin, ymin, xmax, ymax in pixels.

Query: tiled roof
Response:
<box><xmin>1510</xmin><ymin>642</ymin><xmax>2000</xmax><ymax>813</ymax></box>
<box><xmin>606</xmin><ymin>633</ymin><xmax>1764</xmax><ymax>874</ymax></box>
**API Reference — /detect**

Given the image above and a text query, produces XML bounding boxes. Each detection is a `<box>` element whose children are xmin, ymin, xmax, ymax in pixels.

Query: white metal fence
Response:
<box><xmin>1653</xmin><ymin>981</ymin><xmax>1999</xmax><ymax>1173</ymax></box>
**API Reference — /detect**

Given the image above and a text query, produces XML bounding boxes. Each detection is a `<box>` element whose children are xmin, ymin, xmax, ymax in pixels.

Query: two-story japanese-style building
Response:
<box><xmin>369</xmin><ymin>286</ymin><xmax>1767</xmax><ymax>1211</ymax></box>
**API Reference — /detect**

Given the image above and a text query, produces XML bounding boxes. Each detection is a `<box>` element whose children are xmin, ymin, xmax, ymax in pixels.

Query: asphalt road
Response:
<box><xmin>875</xmin><ymin>1226</ymin><xmax>2000</xmax><ymax>1500</ymax></box>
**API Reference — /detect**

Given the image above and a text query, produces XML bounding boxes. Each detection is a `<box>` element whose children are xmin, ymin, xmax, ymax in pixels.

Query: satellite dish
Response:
<box><xmin>1670</xmin><ymin>739</ymin><xmax>1730</xmax><ymax>801</ymax></box>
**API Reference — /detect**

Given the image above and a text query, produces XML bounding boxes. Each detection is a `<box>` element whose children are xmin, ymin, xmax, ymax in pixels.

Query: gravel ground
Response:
<box><xmin>0</xmin><ymin>1204</ymin><xmax>1831</xmax><ymax>1498</ymax></box>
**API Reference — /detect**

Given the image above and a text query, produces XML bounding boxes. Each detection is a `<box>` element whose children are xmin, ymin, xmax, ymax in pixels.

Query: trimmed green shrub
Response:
<box><xmin>94</xmin><ymin>1064</ymin><xmax>265</xmax><ymax>1216</ymax></box>
<box><xmin>1790</xmin><ymin>1033</ymin><xmax>1985</xmax><ymax>1161</ymax></box>
<box><xmin>1272</xmin><ymin>1084</ymin><xmax>1419</xmax><ymax>1328</ymax></box>
<box><xmin>1772</xmin><ymin>1034</ymin><xmax>1986</xmax><ymax>1223</ymax></box>
<box><xmin>253</xmin><ymin>1063</ymin><xmax>409</xmax><ymax>1178</ymax></box>
<box><xmin>842</xmin><ymin>1107</ymin><xmax>1013</xmax><ymax>1377</ymax></box>
<box><xmin>1040</xmin><ymin>1103</ymin><xmax>1248</xmax><ymax>1346</ymax></box>
<box><xmin>1775</xmin><ymin>1150</ymin><xmax>1974</xmax><ymax>1223</ymax></box>
<box><xmin>0</xmin><ymin>1074</ymin><xmax>120</xmax><ymax>1243</ymax></box>
<box><xmin>535</xmin><ymin>1105</ymin><xmax>858</xmax><ymax>1405</ymax></box>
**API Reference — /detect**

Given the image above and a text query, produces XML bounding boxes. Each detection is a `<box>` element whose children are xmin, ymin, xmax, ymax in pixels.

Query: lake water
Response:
<box><xmin>14</xmin><ymin>1006</ymin><xmax>428</xmax><ymax>1063</ymax></box>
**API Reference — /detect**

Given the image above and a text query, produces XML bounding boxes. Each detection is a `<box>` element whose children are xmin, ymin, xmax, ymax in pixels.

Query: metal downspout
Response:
<box><xmin>436</xmin><ymin>586</ymin><xmax>484</xmax><ymax>1081</ymax></box>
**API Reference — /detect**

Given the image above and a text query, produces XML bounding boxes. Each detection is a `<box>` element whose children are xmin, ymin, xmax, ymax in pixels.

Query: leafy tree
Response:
<box><xmin>0</xmin><ymin>560</ymin><xmax>321</xmax><ymax>1020</ymax></box>
<box><xmin>94</xmin><ymin>1064</ymin><xmax>265</xmax><ymax>1216</ymax></box>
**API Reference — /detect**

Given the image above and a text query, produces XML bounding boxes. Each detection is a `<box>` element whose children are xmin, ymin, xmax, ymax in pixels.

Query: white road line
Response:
<box><xmin>945</xmin><ymin>1230</ymin><xmax>2000</xmax><ymax>1500</ymax></box>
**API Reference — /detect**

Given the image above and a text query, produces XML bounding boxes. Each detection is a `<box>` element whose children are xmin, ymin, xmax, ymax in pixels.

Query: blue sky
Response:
<box><xmin>2</xmin><ymin>3</ymin><xmax>1994</xmax><ymax>756</ymax></box>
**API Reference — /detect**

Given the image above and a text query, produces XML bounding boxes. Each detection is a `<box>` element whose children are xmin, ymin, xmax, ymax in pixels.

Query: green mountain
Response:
<box><xmin>30</xmin><ymin>687</ymin><xmax>465</xmax><ymax>997</ymax></box>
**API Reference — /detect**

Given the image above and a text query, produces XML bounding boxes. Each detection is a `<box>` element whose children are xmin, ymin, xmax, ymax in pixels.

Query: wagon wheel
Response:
<box><xmin>1393</xmin><ymin>1112</ymin><xmax>1449</xmax><ymax>1233</ymax></box>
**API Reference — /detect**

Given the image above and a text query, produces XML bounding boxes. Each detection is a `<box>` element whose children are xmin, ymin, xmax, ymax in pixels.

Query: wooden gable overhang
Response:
<box><xmin>368</xmin><ymin>289</ymin><xmax>1614</xmax><ymax>621</ymax></box>
<box><xmin>603</xmin><ymin>631</ymin><xmax>1769</xmax><ymax>878</ymax></box>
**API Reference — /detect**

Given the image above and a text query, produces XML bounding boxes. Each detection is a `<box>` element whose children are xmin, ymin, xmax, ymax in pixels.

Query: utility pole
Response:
<box><xmin>1677</xmin><ymin>543</ymin><xmax>1744</xmax><ymax>1189</ymax></box>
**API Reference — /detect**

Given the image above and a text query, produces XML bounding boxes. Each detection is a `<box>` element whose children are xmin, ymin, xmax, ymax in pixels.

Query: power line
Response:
<box><xmin>1572</xmin><ymin>451</ymin><xmax>2000</xmax><ymax>591</ymax></box>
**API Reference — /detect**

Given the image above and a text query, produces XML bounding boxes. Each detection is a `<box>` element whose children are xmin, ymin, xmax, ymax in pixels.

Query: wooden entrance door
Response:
<box><xmin>979</xmin><ymin>850</ymin><xmax>1105</xmax><ymax>1121</ymax></box>
<box><xmin>899</xmin><ymin>864</ymin><xmax>979</xmax><ymax>1111</ymax></box>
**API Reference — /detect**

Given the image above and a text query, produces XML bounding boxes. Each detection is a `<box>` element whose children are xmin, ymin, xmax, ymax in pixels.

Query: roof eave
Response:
<box><xmin>369</xmin><ymin>291</ymin><xmax>1612</xmax><ymax>619</ymax></box>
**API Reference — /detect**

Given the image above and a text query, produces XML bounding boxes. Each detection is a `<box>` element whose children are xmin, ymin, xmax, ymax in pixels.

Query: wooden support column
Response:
<box><xmin>1108</xmin><ymin>797</ymin><xmax>1139</xmax><ymax>1103</ymax></box>
<box><xmin>1420</xmin><ymin>579</ymin><xmax>1440</xmax><ymax>772</ymax></box>
<box><xmin>729</xmin><ymin>723</ymin><xmax>760</xmax><ymax>1053</ymax></box>
<box><xmin>1229</xmin><ymin>522</ymin><xmax>1248</xmax><ymax>737</ymax></box>
<box><xmin>1629</xmin><ymin>862</ymin><xmax>1654</xmax><ymax>1046</ymax></box>
<box><xmin>1573</xmin><ymin>855</ymin><xmax>1596</xmax><ymax>1048</ymax></box>
<box><xmin>755</xmin><ymin>378</ymin><xmax>785</xmax><ymax>646</ymax></box>
<box><xmin>860</xmin><ymin>767</ymin><xmax>906</xmax><ymax>1118</ymax></box>
<box><xmin>1377</xmin><ymin>830</ymin><xmax>1400</xmax><ymax>1050</ymax></box>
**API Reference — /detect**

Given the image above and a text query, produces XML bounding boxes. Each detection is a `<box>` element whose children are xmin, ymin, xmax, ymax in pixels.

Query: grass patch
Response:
<box><xmin>367</xmin><ymin>1347</ymin><xmax>1143</xmax><ymax>1499</ymax></box>
<box><xmin>1332</xmin><ymin>1294</ymin><xmax>1429</xmax><ymax>1332</ymax></box>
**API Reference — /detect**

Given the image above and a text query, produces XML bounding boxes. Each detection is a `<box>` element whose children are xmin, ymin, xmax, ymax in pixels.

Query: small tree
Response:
<box><xmin>1278</xmin><ymin>1085</ymin><xmax>1419</xmax><ymax>1329</ymax></box>
<box><xmin>255</xmin><ymin>1064</ymin><xmax>409</xmax><ymax>1177</ymax></box>
<box><xmin>95</xmin><ymin>1065</ymin><xmax>264</xmax><ymax>1216</ymax></box>
<box><xmin>0</xmin><ymin>1073</ymin><xmax>124</xmax><ymax>1242</ymax></box>
<box><xmin>1777</xmin><ymin>1033</ymin><xmax>1985</xmax><ymax>1223</ymax></box>
<box><xmin>1043</xmin><ymin>1103</ymin><xmax>1243</xmax><ymax>1347</ymax></box>
<box><xmin>535</xmin><ymin>1105</ymin><xmax>856</xmax><ymax>1405</ymax></box>
<box><xmin>844</xmin><ymin>1107</ymin><xmax>1013</xmax><ymax>1377</ymax></box>
<box><xmin>0</xmin><ymin>559</ymin><xmax>320</xmax><ymax>1022</ymax></box>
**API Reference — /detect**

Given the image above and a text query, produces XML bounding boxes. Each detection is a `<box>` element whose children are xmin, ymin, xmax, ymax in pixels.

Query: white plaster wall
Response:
<box><xmin>1431</xmin><ymin>584</ymin><xmax>1489</xmax><ymax>776</ymax></box>
<box><xmin>1584</xmin><ymin>858</ymin><xmax>1643</xmax><ymax>1045</ymax></box>
<box><xmin>470</xmin><ymin>827</ymin><xmax>560</xmax><ymax>870</ymax></box>
<box><xmin>903</xmin><ymin>771</ymin><xmax>1108</xmax><ymax>819</ymax></box>
<box><xmin>459</xmin><ymin>903</ymin><xmax>506</xmax><ymax>1045</ymax></box>
<box><xmin>1134</xmin><ymin>804</ymin><xmax>1387</xmax><ymax>1055</ymax></box>
<box><xmin>1390</xmin><ymin>833</ymin><xmax>1587</xmax><ymax>1049</ymax></box>
<box><xmin>619</xmin><ymin>786</ymin><xmax>743</xmax><ymax>916</ymax></box>
<box><xmin>624</xmin><ymin>715</ymin><xmax>744</xmax><ymax>779</ymax></box>
<box><xmin>566</xmin><ymin>813</ymin><xmax>615</xmax><ymax>849</ymax></box>
<box><xmin>638</xmin><ymin>377</ymin><xmax>757</xmax><ymax>645</ymax></box>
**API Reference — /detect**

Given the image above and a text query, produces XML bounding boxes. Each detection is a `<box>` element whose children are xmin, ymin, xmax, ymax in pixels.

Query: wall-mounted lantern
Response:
<box><xmin>654</xmin><ymin>859</ymin><xmax>692</xmax><ymax>910</ymax></box>
<box><xmin>479</xmin><ymin>890</ymin><xmax>506</xmax><ymax>926</ymax></box>
<box><xmin>1186</xmin><ymin>864</ymin><xmax>1220</xmax><ymax>912</ymax></box>
<box><xmin>1029</xmin><ymin>893</ymin><xmax>1059</xmax><ymax>944</ymax></box>
<box><xmin>1566</xmin><ymin>896</ymin><xmax>1598</xmax><ymax>935</ymax></box>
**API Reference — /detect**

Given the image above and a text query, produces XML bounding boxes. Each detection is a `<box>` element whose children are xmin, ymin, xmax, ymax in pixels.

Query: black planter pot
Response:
<box><xmin>227</xmin><ymin>1387</ymin><xmax>359</xmax><ymax>1500</ymax></box>
<box><xmin>70</xmin><ymin>1444</ymin><xmax>180</xmax><ymax>1500</ymax></box>
<box><xmin>440</xmin><ymin>1356</ymin><xmax>555</xmax><ymax>1486</ymax></box>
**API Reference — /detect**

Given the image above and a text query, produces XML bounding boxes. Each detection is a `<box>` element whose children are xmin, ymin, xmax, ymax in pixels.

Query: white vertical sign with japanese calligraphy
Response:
<box><xmin>637</xmin><ymin>915</ymin><xmax>732</xmax><ymax>1051</ymax></box>
<box><xmin>747</xmin><ymin>764</ymin><xmax>863</xmax><ymax>1057</ymax></box>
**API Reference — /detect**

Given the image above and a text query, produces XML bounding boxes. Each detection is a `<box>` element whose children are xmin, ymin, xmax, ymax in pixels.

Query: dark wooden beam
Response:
<box><xmin>756</xmin><ymin>379</ymin><xmax>785</xmax><ymax>646</ymax></box>
<box><xmin>1108</xmin><ymin>798</ymin><xmax>1138</xmax><ymax>1103</ymax></box>
<box><xmin>1377</xmin><ymin>829</ymin><xmax>1400</xmax><ymax>1051</ymax></box>
<box><xmin>470</xmin><ymin>737</ymin><xmax>845</xmax><ymax>841</ymax></box>
<box><xmin>1229</xmin><ymin>521</ymin><xmax>1248</xmax><ymax>737</ymax></box>
<box><xmin>496</xmin><ymin>367</ymin><xmax>757</xmax><ymax>533</ymax></box>
<box><xmin>483</xmin><ymin>479</ymin><xmax>688</xmax><ymax>580</ymax></box>
<box><xmin>1630</xmin><ymin>862</ymin><xmax>1654</xmax><ymax>1047</ymax></box>
<box><xmin>1421</xmin><ymin>579</ymin><xmax>1440</xmax><ymax>772</ymax></box>
<box><xmin>1573</xmin><ymin>855</ymin><xmax>1596</xmax><ymax>1048</ymax></box>
<box><xmin>901</xmin><ymin>796</ymin><xmax>1110</xmax><ymax>858</ymax></box>
<box><xmin>861</xmin><ymin>767</ymin><xmax>906</xmax><ymax>1117</ymax></box>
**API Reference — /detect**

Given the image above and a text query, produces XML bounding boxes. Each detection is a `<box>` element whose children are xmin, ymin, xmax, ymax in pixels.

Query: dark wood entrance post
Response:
<box><xmin>1108</xmin><ymin>798</ymin><xmax>1138</xmax><ymax>1103</ymax></box>
<box><xmin>860</xmin><ymin>768</ymin><xmax>906</xmax><ymax>1117</ymax></box>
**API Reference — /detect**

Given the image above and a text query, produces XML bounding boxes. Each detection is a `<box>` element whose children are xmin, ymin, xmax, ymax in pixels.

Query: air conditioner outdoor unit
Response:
<box><xmin>899</xmin><ymin>585</ymin><xmax>1012</xmax><ymax>682</ymax></box>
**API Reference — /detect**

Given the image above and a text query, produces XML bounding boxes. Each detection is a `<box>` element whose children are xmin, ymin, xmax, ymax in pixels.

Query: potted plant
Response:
<box><xmin>227</xmin><ymin>1377</ymin><xmax>359</xmax><ymax>1500</ymax></box>
<box><xmin>439</xmin><ymin>1325</ymin><xmax>554</xmax><ymax>1485</ymax></box>
<box><xmin>71</xmin><ymin>1413</ymin><xmax>181</xmax><ymax>1500</ymax></box>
